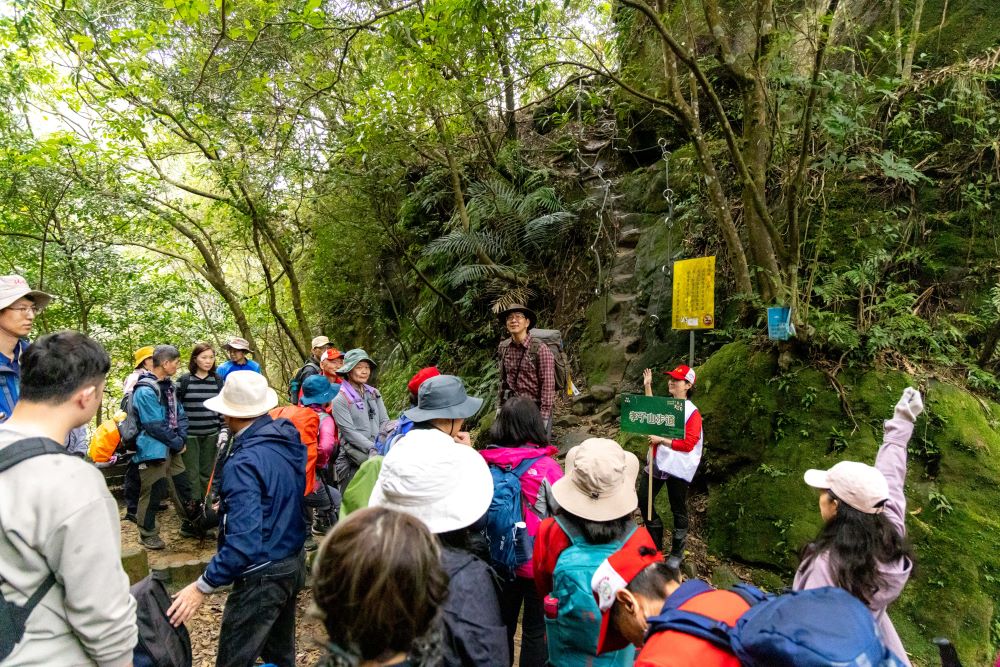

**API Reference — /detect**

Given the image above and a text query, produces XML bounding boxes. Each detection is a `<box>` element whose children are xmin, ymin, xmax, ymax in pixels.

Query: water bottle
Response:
<box><xmin>543</xmin><ymin>595</ymin><xmax>559</xmax><ymax>619</ymax></box>
<box><xmin>514</xmin><ymin>521</ymin><xmax>533</xmax><ymax>565</ymax></box>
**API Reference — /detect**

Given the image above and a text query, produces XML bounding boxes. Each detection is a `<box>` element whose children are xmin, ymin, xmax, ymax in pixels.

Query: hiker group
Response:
<box><xmin>0</xmin><ymin>277</ymin><xmax>933</xmax><ymax>667</ymax></box>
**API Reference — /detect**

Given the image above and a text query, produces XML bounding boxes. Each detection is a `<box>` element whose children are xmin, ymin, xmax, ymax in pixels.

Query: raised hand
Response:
<box><xmin>894</xmin><ymin>387</ymin><xmax>924</xmax><ymax>422</ymax></box>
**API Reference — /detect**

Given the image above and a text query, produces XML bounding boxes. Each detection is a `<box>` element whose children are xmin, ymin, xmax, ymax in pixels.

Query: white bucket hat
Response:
<box><xmin>0</xmin><ymin>275</ymin><xmax>52</xmax><ymax>311</ymax></box>
<box><xmin>223</xmin><ymin>336</ymin><xmax>251</xmax><ymax>351</ymax></box>
<box><xmin>204</xmin><ymin>371</ymin><xmax>278</xmax><ymax>418</ymax></box>
<box><xmin>370</xmin><ymin>438</ymin><xmax>493</xmax><ymax>534</ymax></box>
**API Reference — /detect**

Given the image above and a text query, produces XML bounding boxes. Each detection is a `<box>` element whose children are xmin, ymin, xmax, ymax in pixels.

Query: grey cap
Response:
<box><xmin>403</xmin><ymin>375</ymin><xmax>484</xmax><ymax>422</ymax></box>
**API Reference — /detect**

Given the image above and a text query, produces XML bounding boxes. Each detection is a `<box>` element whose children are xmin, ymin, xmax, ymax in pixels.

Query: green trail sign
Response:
<box><xmin>620</xmin><ymin>394</ymin><xmax>685</xmax><ymax>439</ymax></box>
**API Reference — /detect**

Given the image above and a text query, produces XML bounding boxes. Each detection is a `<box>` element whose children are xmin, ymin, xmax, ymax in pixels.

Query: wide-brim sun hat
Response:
<box><xmin>300</xmin><ymin>374</ymin><xmax>338</xmax><ymax>406</ymax></box>
<box><xmin>337</xmin><ymin>348</ymin><xmax>377</xmax><ymax>376</ymax></box>
<box><xmin>204</xmin><ymin>371</ymin><xmax>278</xmax><ymax>418</ymax></box>
<box><xmin>224</xmin><ymin>336</ymin><xmax>251</xmax><ymax>351</ymax></box>
<box><xmin>552</xmin><ymin>437</ymin><xmax>640</xmax><ymax>522</ymax></box>
<box><xmin>370</xmin><ymin>438</ymin><xmax>494</xmax><ymax>533</ymax></box>
<box><xmin>0</xmin><ymin>275</ymin><xmax>52</xmax><ymax>311</ymax></box>
<box><xmin>497</xmin><ymin>303</ymin><xmax>537</xmax><ymax>329</ymax></box>
<box><xmin>804</xmin><ymin>461</ymin><xmax>889</xmax><ymax>514</ymax></box>
<box><xmin>402</xmin><ymin>375</ymin><xmax>483</xmax><ymax>422</ymax></box>
<box><xmin>311</xmin><ymin>335</ymin><xmax>331</xmax><ymax>349</ymax></box>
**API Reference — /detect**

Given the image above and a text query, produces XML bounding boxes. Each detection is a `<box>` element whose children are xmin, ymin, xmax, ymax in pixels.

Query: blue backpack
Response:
<box><xmin>373</xmin><ymin>415</ymin><xmax>414</xmax><ymax>456</ymax></box>
<box><xmin>481</xmin><ymin>452</ymin><xmax>543</xmax><ymax>580</ymax></box>
<box><xmin>646</xmin><ymin>580</ymin><xmax>907</xmax><ymax>667</ymax></box>
<box><xmin>545</xmin><ymin>517</ymin><xmax>636</xmax><ymax>667</ymax></box>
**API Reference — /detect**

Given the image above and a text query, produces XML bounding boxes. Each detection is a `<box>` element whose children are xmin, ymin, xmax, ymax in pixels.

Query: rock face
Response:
<box><xmin>692</xmin><ymin>341</ymin><xmax>1000</xmax><ymax>666</ymax></box>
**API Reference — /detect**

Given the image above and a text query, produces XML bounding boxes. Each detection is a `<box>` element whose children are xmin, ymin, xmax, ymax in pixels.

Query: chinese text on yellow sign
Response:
<box><xmin>672</xmin><ymin>256</ymin><xmax>715</xmax><ymax>330</ymax></box>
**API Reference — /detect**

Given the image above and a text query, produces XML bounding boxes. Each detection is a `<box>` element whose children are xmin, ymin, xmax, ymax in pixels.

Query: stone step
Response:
<box><xmin>612</xmin><ymin>271</ymin><xmax>635</xmax><ymax>288</ymax></box>
<box><xmin>616</xmin><ymin>211</ymin><xmax>648</xmax><ymax>226</ymax></box>
<box><xmin>618</xmin><ymin>227</ymin><xmax>641</xmax><ymax>248</ymax></box>
<box><xmin>615</xmin><ymin>246</ymin><xmax>636</xmax><ymax>261</ymax></box>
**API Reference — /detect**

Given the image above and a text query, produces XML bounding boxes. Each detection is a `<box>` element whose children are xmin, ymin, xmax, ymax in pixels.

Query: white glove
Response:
<box><xmin>894</xmin><ymin>387</ymin><xmax>923</xmax><ymax>422</ymax></box>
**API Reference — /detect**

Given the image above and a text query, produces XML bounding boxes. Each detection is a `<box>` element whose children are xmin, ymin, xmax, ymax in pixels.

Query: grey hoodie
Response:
<box><xmin>793</xmin><ymin>416</ymin><xmax>914</xmax><ymax>665</ymax></box>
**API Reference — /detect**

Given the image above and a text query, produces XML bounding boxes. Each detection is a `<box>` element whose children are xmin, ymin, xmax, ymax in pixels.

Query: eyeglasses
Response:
<box><xmin>5</xmin><ymin>305</ymin><xmax>43</xmax><ymax>315</ymax></box>
<box><xmin>506</xmin><ymin>314</ymin><xmax>526</xmax><ymax>322</ymax></box>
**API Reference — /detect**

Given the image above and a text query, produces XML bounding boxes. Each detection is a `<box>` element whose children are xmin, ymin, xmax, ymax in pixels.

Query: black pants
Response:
<box><xmin>499</xmin><ymin>576</ymin><xmax>546</xmax><ymax>667</ymax></box>
<box><xmin>637</xmin><ymin>473</ymin><xmax>689</xmax><ymax>531</ymax></box>
<box><xmin>125</xmin><ymin>460</ymin><xmax>140</xmax><ymax>515</ymax></box>
<box><xmin>216</xmin><ymin>552</ymin><xmax>305</xmax><ymax>667</ymax></box>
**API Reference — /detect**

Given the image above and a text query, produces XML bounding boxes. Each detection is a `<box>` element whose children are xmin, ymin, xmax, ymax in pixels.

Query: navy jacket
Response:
<box><xmin>439</xmin><ymin>545</ymin><xmax>509</xmax><ymax>666</ymax></box>
<box><xmin>202</xmin><ymin>415</ymin><xmax>306</xmax><ymax>588</ymax></box>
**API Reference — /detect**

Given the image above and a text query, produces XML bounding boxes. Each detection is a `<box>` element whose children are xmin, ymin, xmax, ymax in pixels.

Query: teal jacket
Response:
<box><xmin>132</xmin><ymin>375</ymin><xmax>188</xmax><ymax>464</ymax></box>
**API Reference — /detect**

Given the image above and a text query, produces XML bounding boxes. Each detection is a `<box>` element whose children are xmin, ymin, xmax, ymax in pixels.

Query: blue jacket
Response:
<box><xmin>132</xmin><ymin>374</ymin><xmax>189</xmax><ymax>464</ymax></box>
<box><xmin>0</xmin><ymin>338</ymin><xmax>28</xmax><ymax>423</ymax></box>
<box><xmin>202</xmin><ymin>415</ymin><xmax>306</xmax><ymax>589</ymax></box>
<box><xmin>217</xmin><ymin>359</ymin><xmax>261</xmax><ymax>382</ymax></box>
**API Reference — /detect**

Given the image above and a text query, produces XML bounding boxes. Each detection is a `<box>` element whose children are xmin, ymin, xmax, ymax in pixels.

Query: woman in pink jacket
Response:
<box><xmin>480</xmin><ymin>396</ymin><xmax>563</xmax><ymax>667</ymax></box>
<box><xmin>796</xmin><ymin>387</ymin><xmax>923</xmax><ymax>665</ymax></box>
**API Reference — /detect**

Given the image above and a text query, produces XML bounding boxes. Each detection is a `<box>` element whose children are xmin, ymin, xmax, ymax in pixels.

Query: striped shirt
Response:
<box><xmin>177</xmin><ymin>372</ymin><xmax>224</xmax><ymax>435</ymax></box>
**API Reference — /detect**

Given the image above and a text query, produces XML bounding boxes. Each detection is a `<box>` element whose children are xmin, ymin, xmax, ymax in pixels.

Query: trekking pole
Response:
<box><xmin>647</xmin><ymin>443</ymin><xmax>655</xmax><ymax>521</ymax></box>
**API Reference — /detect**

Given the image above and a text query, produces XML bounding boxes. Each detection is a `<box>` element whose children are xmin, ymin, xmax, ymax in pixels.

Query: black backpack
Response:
<box><xmin>131</xmin><ymin>571</ymin><xmax>192</xmax><ymax>667</ymax></box>
<box><xmin>0</xmin><ymin>437</ymin><xmax>70</xmax><ymax>660</ymax></box>
<box><xmin>288</xmin><ymin>360</ymin><xmax>321</xmax><ymax>404</ymax></box>
<box><xmin>118</xmin><ymin>377</ymin><xmax>161</xmax><ymax>451</ymax></box>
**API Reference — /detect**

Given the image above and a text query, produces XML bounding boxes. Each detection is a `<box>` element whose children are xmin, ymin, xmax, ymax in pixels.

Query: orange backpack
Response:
<box><xmin>88</xmin><ymin>412</ymin><xmax>126</xmax><ymax>463</ymax></box>
<box><xmin>269</xmin><ymin>406</ymin><xmax>319</xmax><ymax>497</ymax></box>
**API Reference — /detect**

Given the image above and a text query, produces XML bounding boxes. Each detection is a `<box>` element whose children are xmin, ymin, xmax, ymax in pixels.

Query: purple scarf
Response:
<box><xmin>340</xmin><ymin>381</ymin><xmax>376</xmax><ymax>411</ymax></box>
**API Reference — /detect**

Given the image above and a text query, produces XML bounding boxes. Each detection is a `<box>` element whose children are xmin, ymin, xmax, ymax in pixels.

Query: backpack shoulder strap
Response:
<box><xmin>0</xmin><ymin>437</ymin><xmax>69</xmax><ymax>473</ymax></box>
<box><xmin>660</xmin><ymin>579</ymin><xmax>716</xmax><ymax>612</ymax></box>
<box><xmin>728</xmin><ymin>583</ymin><xmax>770</xmax><ymax>607</ymax></box>
<box><xmin>177</xmin><ymin>374</ymin><xmax>192</xmax><ymax>400</ymax></box>
<box><xmin>511</xmin><ymin>454</ymin><xmax>545</xmax><ymax>479</ymax></box>
<box><xmin>644</xmin><ymin>609</ymin><xmax>735</xmax><ymax>652</ymax></box>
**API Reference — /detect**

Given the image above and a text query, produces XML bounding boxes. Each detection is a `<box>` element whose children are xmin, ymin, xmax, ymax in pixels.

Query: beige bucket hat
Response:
<box><xmin>552</xmin><ymin>438</ymin><xmax>640</xmax><ymax>522</ymax></box>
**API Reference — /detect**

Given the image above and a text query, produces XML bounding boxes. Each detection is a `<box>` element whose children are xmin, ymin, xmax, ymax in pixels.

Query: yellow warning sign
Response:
<box><xmin>672</xmin><ymin>256</ymin><xmax>715</xmax><ymax>330</ymax></box>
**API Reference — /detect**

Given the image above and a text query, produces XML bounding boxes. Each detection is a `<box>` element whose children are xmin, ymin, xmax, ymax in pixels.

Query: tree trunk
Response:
<box><xmin>902</xmin><ymin>0</ymin><xmax>926</xmax><ymax>81</ymax></box>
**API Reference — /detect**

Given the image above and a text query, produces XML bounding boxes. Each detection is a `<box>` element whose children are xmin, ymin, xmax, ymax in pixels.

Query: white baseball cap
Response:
<box><xmin>0</xmin><ymin>275</ymin><xmax>52</xmax><ymax>311</ymax></box>
<box><xmin>311</xmin><ymin>335</ymin><xmax>331</xmax><ymax>348</ymax></box>
<box><xmin>804</xmin><ymin>461</ymin><xmax>889</xmax><ymax>514</ymax></box>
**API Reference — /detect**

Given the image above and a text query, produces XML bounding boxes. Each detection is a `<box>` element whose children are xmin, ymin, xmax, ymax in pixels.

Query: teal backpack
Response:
<box><xmin>545</xmin><ymin>517</ymin><xmax>636</xmax><ymax>667</ymax></box>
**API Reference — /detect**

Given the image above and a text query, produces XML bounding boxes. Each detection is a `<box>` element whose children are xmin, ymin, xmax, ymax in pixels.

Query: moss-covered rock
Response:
<box><xmin>694</xmin><ymin>341</ymin><xmax>1000</xmax><ymax>665</ymax></box>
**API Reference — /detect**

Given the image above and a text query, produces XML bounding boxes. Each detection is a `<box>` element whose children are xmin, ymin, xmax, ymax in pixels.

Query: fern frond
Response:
<box><xmin>522</xmin><ymin>212</ymin><xmax>577</xmax><ymax>250</ymax></box>
<box><xmin>518</xmin><ymin>187</ymin><xmax>563</xmax><ymax>218</ymax></box>
<box><xmin>445</xmin><ymin>262</ymin><xmax>520</xmax><ymax>287</ymax></box>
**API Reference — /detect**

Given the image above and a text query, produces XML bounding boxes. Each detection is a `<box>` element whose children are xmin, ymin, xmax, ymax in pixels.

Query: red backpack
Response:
<box><xmin>269</xmin><ymin>406</ymin><xmax>318</xmax><ymax>497</ymax></box>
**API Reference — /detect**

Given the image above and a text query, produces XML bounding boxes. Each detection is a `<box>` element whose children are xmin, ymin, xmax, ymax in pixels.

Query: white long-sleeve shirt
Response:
<box><xmin>0</xmin><ymin>425</ymin><xmax>137</xmax><ymax>666</ymax></box>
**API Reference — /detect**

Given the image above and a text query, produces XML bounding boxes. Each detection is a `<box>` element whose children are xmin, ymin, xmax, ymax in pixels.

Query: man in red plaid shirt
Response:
<box><xmin>496</xmin><ymin>304</ymin><xmax>555</xmax><ymax>433</ymax></box>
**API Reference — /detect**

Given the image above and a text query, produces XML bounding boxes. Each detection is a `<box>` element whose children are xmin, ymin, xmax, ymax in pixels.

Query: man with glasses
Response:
<box><xmin>0</xmin><ymin>275</ymin><xmax>52</xmax><ymax>424</ymax></box>
<box><xmin>496</xmin><ymin>304</ymin><xmax>555</xmax><ymax>435</ymax></box>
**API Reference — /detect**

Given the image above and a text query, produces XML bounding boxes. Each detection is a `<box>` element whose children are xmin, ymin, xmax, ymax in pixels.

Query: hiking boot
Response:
<box><xmin>304</xmin><ymin>534</ymin><xmax>318</xmax><ymax>551</ymax></box>
<box><xmin>311</xmin><ymin>512</ymin><xmax>334</xmax><ymax>537</ymax></box>
<box><xmin>155</xmin><ymin>503</ymin><xmax>169</xmax><ymax>512</ymax></box>
<box><xmin>123</xmin><ymin>512</ymin><xmax>137</xmax><ymax>524</ymax></box>
<box><xmin>139</xmin><ymin>534</ymin><xmax>165</xmax><ymax>550</ymax></box>
<box><xmin>666</xmin><ymin>529</ymin><xmax>687</xmax><ymax>570</ymax></box>
<box><xmin>645</xmin><ymin>520</ymin><xmax>664</xmax><ymax>552</ymax></box>
<box><xmin>179</xmin><ymin>521</ymin><xmax>215</xmax><ymax>540</ymax></box>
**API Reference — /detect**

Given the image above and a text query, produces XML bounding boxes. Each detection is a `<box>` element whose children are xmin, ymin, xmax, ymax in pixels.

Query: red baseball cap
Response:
<box><xmin>407</xmin><ymin>366</ymin><xmax>441</xmax><ymax>396</ymax></box>
<box><xmin>321</xmin><ymin>348</ymin><xmax>345</xmax><ymax>362</ymax></box>
<box><xmin>664</xmin><ymin>364</ymin><xmax>696</xmax><ymax>384</ymax></box>
<box><xmin>591</xmin><ymin>526</ymin><xmax>663</xmax><ymax>654</ymax></box>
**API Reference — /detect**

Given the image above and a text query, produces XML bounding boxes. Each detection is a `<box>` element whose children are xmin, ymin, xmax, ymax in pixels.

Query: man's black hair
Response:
<box><xmin>151</xmin><ymin>344</ymin><xmax>180</xmax><ymax>367</ymax></box>
<box><xmin>19</xmin><ymin>331</ymin><xmax>110</xmax><ymax>403</ymax></box>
